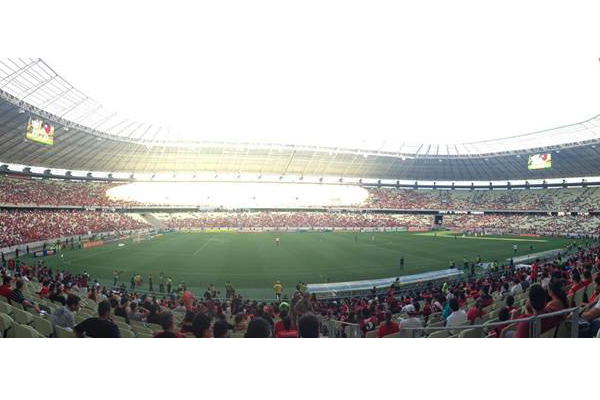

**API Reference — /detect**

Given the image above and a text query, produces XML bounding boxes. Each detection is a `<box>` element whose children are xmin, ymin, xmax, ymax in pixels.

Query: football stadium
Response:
<box><xmin>1</xmin><ymin>58</ymin><xmax>600</xmax><ymax>340</ymax></box>
<box><xmin>2</xmin><ymin>3</ymin><xmax>600</xmax><ymax>342</ymax></box>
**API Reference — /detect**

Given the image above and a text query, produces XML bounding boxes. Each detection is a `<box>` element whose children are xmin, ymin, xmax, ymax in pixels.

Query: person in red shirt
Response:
<box><xmin>479</xmin><ymin>286</ymin><xmax>494</xmax><ymax>308</ymax></box>
<box><xmin>587</xmin><ymin>276</ymin><xmax>600</xmax><ymax>305</ymax></box>
<box><xmin>581</xmin><ymin>270</ymin><xmax>593</xmax><ymax>289</ymax></box>
<box><xmin>568</xmin><ymin>272</ymin><xmax>585</xmax><ymax>297</ymax></box>
<box><xmin>377</xmin><ymin>312</ymin><xmax>399</xmax><ymax>338</ymax></box>
<box><xmin>183</xmin><ymin>289</ymin><xmax>195</xmax><ymax>312</ymax></box>
<box><xmin>493</xmin><ymin>307</ymin><xmax>511</xmax><ymax>338</ymax></box>
<box><xmin>360</xmin><ymin>309</ymin><xmax>378</xmax><ymax>336</ymax></box>
<box><xmin>38</xmin><ymin>282</ymin><xmax>50</xmax><ymax>298</ymax></box>
<box><xmin>0</xmin><ymin>276</ymin><xmax>12</xmax><ymax>300</ymax></box>
<box><xmin>514</xmin><ymin>284</ymin><xmax>547</xmax><ymax>338</ymax></box>
<box><xmin>467</xmin><ymin>299</ymin><xmax>487</xmax><ymax>324</ymax></box>
<box><xmin>276</xmin><ymin>315</ymin><xmax>298</xmax><ymax>338</ymax></box>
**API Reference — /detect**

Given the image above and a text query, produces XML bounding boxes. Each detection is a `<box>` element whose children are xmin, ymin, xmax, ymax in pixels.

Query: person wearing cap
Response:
<box><xmin>398</xmin><ymin>303</ymin><xmax>423</xmax><ymax>338</ymax></box>
<box><xmin>273</xmin><ymin>280</ymin><xmax>283</xmax><ymax>301</ymax></box>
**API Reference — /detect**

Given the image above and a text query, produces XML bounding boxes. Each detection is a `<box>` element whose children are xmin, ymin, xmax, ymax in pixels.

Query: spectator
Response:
<box><xmin>180</xmin><ymin>310</ymin><xmax>196</xmax><ymax>335</ymax></box>
<box><xmin>398</xmin><ymin>303</ymin><xmax>423</xmax><ymax>337</ymax></box>
<box><xmin>543</xmin><ymin>280</ymin><xmax>568</xmax><ymax>333</ymax></box>
<box><xmin>233</xmin><ymin>313</ymin><xmax>247</xmax><ymax>333</ymax></box>
<box><xmin>298</xmin><ymin>313</ymin><xmax>320</xmax><ymax>338</ymax></box>
<box><xmin>581</xmin><ymin>296</ymin><xmax>600</xmax><ymax>337</ymax></box>
<box><xmin>192</xmin><ymin>313</ymin><xmax>212</xmax><ymax>338</ymax></box>
<box><xmin>276</xmin><ymin>314</ymin><xmax>298</xmax><ymax>338</ymax></box>
<box><xmin>510</xmin><ymin>279</ymin><xmax>523</xmax><ymax>296</ymax></box>
<box><xmin>467</xmin><ymin>299</ymin><xmax>487</xmax><ymax>324</ymax></box>
<box><xmin>514</xmin><ymin>284</ymin><xmax>547</xmax><ymax>338</ymax></box>
<box><xmin>445</xmin><ymin>298</ymin><xmax>468</xmax><ymax>334</ymax></box>
<box><xmin>212</xmin><ymin>319</ymin><xmax>230</xmax><ymax>338</ymax></box>
<box><xmin>114</xmin><ymin>296</ymin><xmax>130</xmax><ymax>323</ymax></box>
<box><xmin>377</xmin><ymin>312</ymin><xmax>399</xmax><ymax>338</ymax></box>
<box><xmin>74</xmin><ymin>300</ymin><xmax>121</xmax><ymax>338</ymax></box>
<box><xmin>153</xmin><ymin>312</ymin><xmax>185</xmax><ymax>338</ymax></box>
<box><xmin>245</xmin><ymin>317</ymin><xmax>271</xmax><ymax>338</ymax></box>
<box><xmin>128</xmin><ymin>301</ymin><xmax>147</xmax><ymax>322</ymax></box>
<box><xmin>492</xmin><ymin>307</ymin><xmax>511</xmax><ymax>338</ymax></box>
<box><xmin>10</xmin><ymin>279</ymin><xmax>38</xmax><ymax>312</ymax></box>
<box><xmin>0</xmin><ymin>276</ymin><xmax>12</xmax><ymax>300</ymax></box>
<box><xmin>50</xmin><ymin>294</ymin><xmax>80</xmax><ymax>332</ymax></box>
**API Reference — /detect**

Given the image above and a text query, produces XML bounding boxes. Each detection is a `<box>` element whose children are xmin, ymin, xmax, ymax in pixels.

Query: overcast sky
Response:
<box><xmin>5</xmin><ymin>1</ymin><xmax>600</xmax><ymax>151</ymax></box>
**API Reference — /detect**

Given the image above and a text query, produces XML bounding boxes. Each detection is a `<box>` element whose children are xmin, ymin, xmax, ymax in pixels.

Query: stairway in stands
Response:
<box><xmin>138</xmin><ymin>213</ymin><xmax>167</xmax><ymax>230</ymax></box>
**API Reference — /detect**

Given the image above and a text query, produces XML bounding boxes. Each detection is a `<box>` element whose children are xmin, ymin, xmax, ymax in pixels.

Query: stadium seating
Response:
<box><xmin>0</xmin><ymin>209</ymin><xmax>150</xmax><ymax>248</ymax></box>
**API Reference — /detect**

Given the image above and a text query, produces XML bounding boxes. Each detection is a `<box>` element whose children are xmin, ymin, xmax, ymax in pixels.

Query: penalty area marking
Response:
<box><xmin>192</xmin><ymin>238</ymin><xmax>227</xmax><ymax>256</ymax></box>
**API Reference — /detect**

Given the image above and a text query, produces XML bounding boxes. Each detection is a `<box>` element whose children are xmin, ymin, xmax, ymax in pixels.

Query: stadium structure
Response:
<box><xmin>0</xmin><ymin>58</ymin><xmax>599</xmax><ymax>338</ymax></box>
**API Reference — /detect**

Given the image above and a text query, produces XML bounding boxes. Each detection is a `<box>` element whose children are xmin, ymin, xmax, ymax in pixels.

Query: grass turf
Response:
<box><xmin>24</xmin><ymin>231</ymin><xmax>572</xmax><ymax>299</ymax></box>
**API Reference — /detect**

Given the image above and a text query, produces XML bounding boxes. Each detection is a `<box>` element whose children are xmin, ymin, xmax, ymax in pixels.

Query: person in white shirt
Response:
<box><xmin>398</xmin><ymin>304</ymin><xmax>423</xmax><ymax>337</ymax></box>
<box><xmin>445</xmin><ymin>298</ymin><xmax>468</xmax><ymax>335</ymax></box>
<box><xmin>510</xmin><ymin>279</ymin><xmax>523</xmax><ymax>296</ymax></box>
<box><xmin>540</xmin><ymin>272</ymin><xmax>551</xmax><ymax>289</ymax></box>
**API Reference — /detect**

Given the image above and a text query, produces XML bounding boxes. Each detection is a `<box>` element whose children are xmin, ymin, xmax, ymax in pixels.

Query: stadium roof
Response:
<box><xmin>1</xmin><ymin>58</ymin><xmax>600</xmax><ymax>181</ymax></box>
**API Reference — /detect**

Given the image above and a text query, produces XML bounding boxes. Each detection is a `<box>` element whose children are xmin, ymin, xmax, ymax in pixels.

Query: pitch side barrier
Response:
<box><xmin>324</xmin><ymin>307</ymin><xmax>580</xmax><ymax>338</ymax></box>
<box><xmin>0</xmin><ymin>228</ymin><xmax>153</xmax><ymax>259</ymax></box>
<box><xmin>306</xmin><ymin>269</ymin><xmax>464</xmax><ymax>297</ymax></box>
<box><xmin>176</xmin><ymin>227</ymin><xmax>410</xmax><ymax>233</ymax></box>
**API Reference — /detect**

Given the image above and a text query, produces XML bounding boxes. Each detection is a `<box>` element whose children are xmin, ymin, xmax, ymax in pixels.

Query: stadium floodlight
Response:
<box><xmin>18</xmin><ymin>108</ymin><xmax>25</xmax><ymax>114</ymax></box>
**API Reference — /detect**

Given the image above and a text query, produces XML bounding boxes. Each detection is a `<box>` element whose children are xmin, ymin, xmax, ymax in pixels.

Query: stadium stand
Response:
<box><xmin>0</xmin><ymin>210</ymin><xmax>150</xmax><ymax>247</ymax></box>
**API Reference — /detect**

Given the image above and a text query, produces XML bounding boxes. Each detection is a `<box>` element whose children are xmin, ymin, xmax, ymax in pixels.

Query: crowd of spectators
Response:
<box><xmin>0</xmin><ymin>210</ymin><xmax>150</xmax><ymax>248</ymax></box>
<box><xmin>364</xmin><ymin>187</ymin><xmax>600</xmax><ymax>211</ymax></box>
<box><xmin>0</xmin><ymin>176</ymin><xmax>132</xmax><ymax>207</ymax></box>
<box><xmin>161</xmin><ymin>212</ymin><xmax>432</xmax><ymax>230</ymax></box>
<box><xmin>2</xmin><ymin>175</ymin><xmax>600</xmax><ymax>212</ymax></box>
<box><xmin>161</xmin><ymin>211</ymin><xmax>600</xmax><ymax>235</ymax></box>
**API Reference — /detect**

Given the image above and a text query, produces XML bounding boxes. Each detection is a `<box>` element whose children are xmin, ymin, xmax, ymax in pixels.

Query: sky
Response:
<box><xmin>5</xmin><ymin>1</ymin><xmax>600</xmax><ymax>151</ymax></box>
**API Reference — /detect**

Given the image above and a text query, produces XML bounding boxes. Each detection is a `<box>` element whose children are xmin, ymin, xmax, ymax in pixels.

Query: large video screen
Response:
<box><xmin>26</xmin><ymin>118</ymin><xmax>54</xmax><ymax>146</ymax></box>
<box><xmin>528</xmin><ymin>153</ymin><xmax>551</xmax><ymax>170</ymax></box>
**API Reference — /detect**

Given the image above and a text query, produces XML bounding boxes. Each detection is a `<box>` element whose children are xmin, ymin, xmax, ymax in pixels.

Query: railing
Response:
<box><xmin>323</xmin><ymin>307</ymin><xmax>581</xmax><ymax>338</ymax></box>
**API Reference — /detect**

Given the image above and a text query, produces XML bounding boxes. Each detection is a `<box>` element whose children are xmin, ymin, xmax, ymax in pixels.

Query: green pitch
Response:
<box><xmin>26</xmin><ymin>231</ymin><xmax>571</xmax><ymax>299</ymax></box>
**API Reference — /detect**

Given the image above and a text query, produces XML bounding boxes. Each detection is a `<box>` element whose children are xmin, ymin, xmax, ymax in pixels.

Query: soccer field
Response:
<box><xmin>25</xmin><ymin>231</ymin><xmax>572</xmax><ymax>299</ymax></box>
